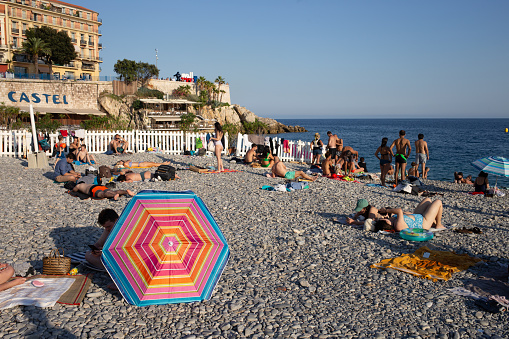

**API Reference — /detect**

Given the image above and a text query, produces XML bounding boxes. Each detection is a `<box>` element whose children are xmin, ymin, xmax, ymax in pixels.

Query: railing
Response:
<box><xmin>235</xmin><ymin>133</ymin><xmax>312</xmax><ymax>163</ymax></box>
<box><xmin>88</xmin><ymin>41</ymin><xmax>94</xmax><ymax>47</ymax></box>
<box><xmin>12</xmin><ymin>28</ymin><xmax>19</xmax><ymax>34</ymax></box>
<box><xmin>0</xmin><ymin>72</ymin><xmax>116</xmax><ymax>81</ymax></box>
<box><xmin>98</xmin><ymin>43</ymin><xmax>102</xmax><ymax>48</ymax></box>
<box><xmin>71</xmin><ymin>38</ymin><xmax>77</xmax><ymax>43</ymax></box>
<box><xmin>0</xmin><ymin>130</ymin><xmax>229</xmax><ymax>157</ymax></box>
<box><xmin>82</xmin><ymin>64</ymin><xmax>95</xmax><ymax>71</ymax></box>
<box><xmin>80</xmin><ymin>40</ymin><xmax>87</xmax><ymax>45</ymax></box>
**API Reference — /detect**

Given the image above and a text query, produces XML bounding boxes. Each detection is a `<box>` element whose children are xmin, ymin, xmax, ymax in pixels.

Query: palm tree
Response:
<box><xmin>21</xmin><ymin>37</ymin><xmax>51</xmax><ymax>75</ymax></box>
<box><xmin>195</xmin><ymin>76</ymin><xmax>206</xmax><ymax>95</ymax></box>
<box><xmin>215</xmin><ymin>76</ymin><xmax>225</xmax><ymax>102</ymax></box>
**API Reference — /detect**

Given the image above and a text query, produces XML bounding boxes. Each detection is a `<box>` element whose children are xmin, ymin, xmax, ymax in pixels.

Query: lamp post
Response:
<box><xmin>155</xmin><ymin>49</ymin><xmax>158</xmax><ymax>70</ymax></box>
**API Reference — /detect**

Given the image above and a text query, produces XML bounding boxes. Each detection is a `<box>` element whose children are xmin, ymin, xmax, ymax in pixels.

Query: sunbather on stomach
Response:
<box><xmin>115</xmin><ymin>160</ymin><xmax>171</xmax><ymax>168</ymax></box>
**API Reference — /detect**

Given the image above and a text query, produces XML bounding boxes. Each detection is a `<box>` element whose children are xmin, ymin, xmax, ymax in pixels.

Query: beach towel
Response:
<box><xmin>366</xmin><ymin>183</ymin><xmax>385</xmax><ymax>188</ymax></box>
<box><xmin>73</xmin><ymin>160</ymin><xmax>96</xmax><ymax>165</ymax></box>
<box><xmin>203</xmin><ymin>169</ymin><xmax>240</xmax><ymax>174</ymax></box>
<box><xmin>59</xmin><ymin>130</ymin><xmax>68</xmax><ymax>137</ymax></box>
<box><xmin>0</xmin><ymin>278</ymin><xmax>74</xmax><ymax>309</ymax></box>
<box><xmin>283</xmin><ymin>140</ymin><xmax>290</xmax><ymax>153</ymax></box>
<box><xmin>28</xmin><ymin>274</ymin><xmax>92</xmax><ymax>306</ymax></box>
<box><xmin>371</xmin><ymin>246</ymin><xmax>483</xmax><ymax>282</ymax></box>
<box><xmin>74</xmin><ymin>129</ymin><xmax>86</xmax><ymax>139</ymax></box>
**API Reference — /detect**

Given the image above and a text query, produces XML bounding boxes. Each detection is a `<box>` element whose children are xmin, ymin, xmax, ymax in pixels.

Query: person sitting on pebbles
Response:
<box><xmin>117</xmin><ymin>171</ymin><xmax>180</xmax><ymax>183</ymax></box>
<box><xmin>370</xmin><ymin>198</ymin><xmax>446</xmax><ymax>232</ymax></box>
<box><xmin>0</xmin><ymin>263</ymin><xmax>26</xmax><ymax>292</ymax></box>
<box><xmin>321</xmin><ymin>152</ymin><xmax>334</xmax><ymax>177</ymax></box>
<box><xmin>54</xmin><ymin>153</ymin><xmax>81</xmax><ymax>183</ymax></box>
<box><xmin>114</xmin><ymin>160</ymin><xmax>172</xmax><ymax>169</ymax></box>
<box><xmin>76</xmin><ymin>145</ymin><xmax>96</xmax><ymax>165</ymax></box>
<box><xmin>244</xmin><ymin>144</ymin><xmax>258</xmax><ymax>165</ymax></box>
<box><xmin>72</xmin><ymin>183</ymin><xmax>135</xmax><ymax>200</ymax></box>
<box><xmin>85</xmin><ymin>209</ymin><xmax>119</xmax><ymax>289</ymax></box>
<box><xmin>268</xmin><ymin>158</ymin><xmax>317</xmax><ymax>181</ymax></box>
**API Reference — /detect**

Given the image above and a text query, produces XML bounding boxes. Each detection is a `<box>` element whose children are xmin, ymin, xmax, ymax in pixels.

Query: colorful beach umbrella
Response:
<box><xmin>471</xmin><ymin>156</ymin><xmax>509</xmax><ymax>177</ymax></box>
<box><xmin>101</xmin><ymin>190</ymin><xmax>230</xmax><ymax>306</ymax></box>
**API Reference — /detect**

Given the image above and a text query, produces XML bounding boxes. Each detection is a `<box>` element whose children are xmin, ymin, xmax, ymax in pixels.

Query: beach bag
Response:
<box><xmin>98</xmin><ymin>166</ymin><xmax>111</xmax><ymax>179</ymax></box>
<box><xmin>207</xmin><ymin>141</ymin><xmax>215</xmax><ymax>152</ymax></box>
<box><xmin>155</xmin><ymin>165</ymin><xmax>176</xmax><ymax>181</ymax></box>
<box><xmin>43</xmin><ymin>248</ymin><xmax>71</xmax><ymax>275</ymax></box>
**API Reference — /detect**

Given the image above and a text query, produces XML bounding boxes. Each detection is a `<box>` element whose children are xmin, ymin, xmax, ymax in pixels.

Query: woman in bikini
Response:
<box><xmin>375</xmin><ymin>137</ymin><xmax>394</xmax><ymax>187</ymax></box>
<box><xmin>210</xmin><ymin>122</ymin><xmax>224</xmax><ymax>172</ymax></box>
<box><xmin>473</xmin><ymin>171</ymin><xmax>489</xmax><ymax>193</ymax></box>
<box><xmin>115</xmin><ymin>160</ymin><xmax>171</xmax><ymax>169</ymax></box>
<box><xmin>372</xmin><ymin>198</ymin><xmax>445</xmax><ymax>231</ymax></box>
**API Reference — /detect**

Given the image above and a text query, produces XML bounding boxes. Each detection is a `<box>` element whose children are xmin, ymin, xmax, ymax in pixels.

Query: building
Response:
<box><xmin>0</xmin><ymin>0</ymin><xmax>102</xmax><ymax>80</ymax></box>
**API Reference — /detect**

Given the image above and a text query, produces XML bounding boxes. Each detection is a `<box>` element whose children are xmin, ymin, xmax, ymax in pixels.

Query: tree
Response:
<box><xmin>25</xmin><ymin>26</ymin><xmax>77</xmax><ymax>75</ymax></box>
<box><xmin>20</xmin><ymin>37</ymin><xmax>51</xmax><ymax>74</ymax></box>
<box><xmin>215</xmin><ymin>76</ymin><xmax>225</xmax><ymax>102</ymax></box>
<box><xmin>195</xmin><ymin>76</ymin><xmax>206</xmax><ymax>95</ymax></box>
<box><xmin>114</xmin><ymin>59</ymin><xmax>137</xmax><ymax>84</ymax></box>
<box><xmin>180</xmin><ymin>113</ymin><xmax>196</xmax><ymax>146</ymax></box>
<box><xmin>173</xmin><ymin>85</ymin><xmax>191</xmax><ymax>99</ymax></box>
<box><xmin>136</xmin><ymin>62</ymin><xmax>159</xmax><ymax>87</ymax></box>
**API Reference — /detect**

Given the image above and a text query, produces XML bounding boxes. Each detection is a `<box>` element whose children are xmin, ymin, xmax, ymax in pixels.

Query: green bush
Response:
<box><xmin>136</xmin><ymin>87</ymin><xmax>164</xmax><ymax>99</ymax></box>
<box><xmin>242</xmin><ymin>119</ymin><xmax>267</xmax><ymax>134</ymax></box>
<box><xmin>80</xmin><ymin>115</ymin><xmax>131</xmax><ymax>131</ymax></box>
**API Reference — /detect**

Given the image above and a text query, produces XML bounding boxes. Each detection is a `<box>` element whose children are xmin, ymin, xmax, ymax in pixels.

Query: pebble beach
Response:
<box><xmin>0</xmin><ymin>153</ymin><xmax>508</xmax><ymax>339</ymax></box>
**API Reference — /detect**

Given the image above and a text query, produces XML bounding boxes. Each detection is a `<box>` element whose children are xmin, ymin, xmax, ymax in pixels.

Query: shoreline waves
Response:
<box><xmin>0</xmin><ymin>152</ymin><xmax>507</xmax><ymax>337</ymax></box>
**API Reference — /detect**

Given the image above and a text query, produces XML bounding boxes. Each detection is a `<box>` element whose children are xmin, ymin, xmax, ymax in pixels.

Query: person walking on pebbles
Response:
<box><xmin>0</xmin><ymin>263</ymin><xmax>26</xmax><ymax>291</ymax></box>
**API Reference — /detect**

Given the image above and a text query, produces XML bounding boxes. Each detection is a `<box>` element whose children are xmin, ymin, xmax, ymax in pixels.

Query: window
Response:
<box><xmin>69</xmin><ymin>9</ymin><xmax>73</xmax><ymax>16</ymax></box>
<box><xmin>14</xmin><ymin>66</ymin><xmax>28</xmax><ymax>74</ymax></box>
<box><xmin>12</xmin><ymin>21</ymin><xmax>17</xmax><ymax>29</ymax></box>
<box><xmin>13</xmin><ymin>37</ymin><xmax>18</xmax><ymax>48</ymax></box>
<box><xmin>62</xmin><ymin>18</ymin><xmax>66</xmax><ymax>27</ymax></box>
<box><xmin>44</xmin><ymin>15</ymin><xmax>47</xmax><ymax>23</ymax></box>
<box><xmin>22</xmin><ymin>10</ymin><xmax>27</xmax><ymax>19</ymax></box>
<box><xmin>32</xmin><ymin>1</ymin><xmax>36</xmax><ymax>6</ymax></box>
<box><xmin>22</xmin><ymin>23</ymin><xmax>27</xmax><ymax>34</ymax></box>
<box><xmin>80</xmin><ymin>23</ymin><xmax>83</xmax><ymax>30</ymax></box>
<box><xmin>89</xmin><ymin>49</ymin><xmax>93</xmax><ymax>58</ymax></box>
<box><xmin>64</xmin><ymin>71</ymin><xmax>74</xmax><ymax>80</ymax></box>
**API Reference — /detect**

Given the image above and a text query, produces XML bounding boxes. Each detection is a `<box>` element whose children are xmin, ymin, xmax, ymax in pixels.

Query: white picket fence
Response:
<box><xmin>235</xmin><ymin>134</ymin><xmax>313</xmax><ymax>163</ymax></box>
<box><xmin>0</xmin><ymin>129</ymin><xmax>229</xmax><ymax>157</ymax></box>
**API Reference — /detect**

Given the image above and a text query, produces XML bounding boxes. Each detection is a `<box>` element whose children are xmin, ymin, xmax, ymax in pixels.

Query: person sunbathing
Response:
<box><xmin>117</xmin><ymin>171</ymin><xmax>180</xmax><ymax>182</ymax></box>
<box><xmin>115</xmin><ymin>160</ymin><xmax>171</xmax><ymax>168</ymax></box>
<box><xmin>372</xmin><ymin>198</ymin><xmax>445</xmax><ymax>231</ymax></box>
<box><xmin>76</xmin><ymin>145</ymin><xmax>96</xmax><ymax>164</ymax></box>
<box><xmin>321</xmin><ymin>152</ymin><xmax>334</xmax><ymax>177</ymax></box>
<box><xmin>0</xmin><ymin>263</ymin><xmax>26</xmax><ymax>292</ymax></box>
<box><xmin>454</xmin><ymin>172</ymin><xmax>473</xmax><ymax>184</ymax></box>
<box><xmin>72</xmin><ymin>183</ymin><xmax>134</xmax><ymax>200</ymax></box>
<box><xmin>269</xmin><ymin>158</ymin><xmax>317</xmax><ymax>181</ymax></box>
<box><xmin>260</xmin><ymin>147</ymin><xmax>276</xmax><ymax>168</ymax></box>
<box><xmin>244</xmin><ymin>145</ymin><xmax>258</xmax><ymax>165</ymax></box>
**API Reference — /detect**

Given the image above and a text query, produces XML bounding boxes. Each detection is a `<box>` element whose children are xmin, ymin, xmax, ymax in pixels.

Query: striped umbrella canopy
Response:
<box><xmin>102</xmin><ymin>190</ymin><xmax>230</xmax><ymax>306</ymax></box>
<box><xmin>471</xmin><ymin>156</ymin><xmax>509</xmax><ymax>177</ymax></box>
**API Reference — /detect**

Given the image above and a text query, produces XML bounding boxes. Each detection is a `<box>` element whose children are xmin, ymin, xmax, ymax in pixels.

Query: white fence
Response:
<box><xmin>0</xmin><ymin>129</ymin><xmax>229</xmax><ymax>158</ymax></box>
<box><xmin>235</xmin><ymin>134</ymin><xmax>313</xmax><ymax>163</ymax></box>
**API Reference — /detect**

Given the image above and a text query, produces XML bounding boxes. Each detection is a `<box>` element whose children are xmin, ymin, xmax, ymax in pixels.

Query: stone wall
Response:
<box><xmin>147</xmin><ymin>79</ymin><xmax>231</xmax><ymax>104</ymax></box>
<box><xmin>0</xmin><ymin>79</ymin><xmax>112</xmax><ymax>110</ymax></box>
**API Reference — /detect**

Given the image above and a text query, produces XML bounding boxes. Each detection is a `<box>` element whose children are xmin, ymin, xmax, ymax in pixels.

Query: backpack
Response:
<box><xmin>98</xmin><ymin>166</ymin><xmax>111</xmax><ymax>179</ymax></box>
<box><xmin>155</xmin><ymin>165</ymin><xmax>176</xmax><ymax>181</ymax></box>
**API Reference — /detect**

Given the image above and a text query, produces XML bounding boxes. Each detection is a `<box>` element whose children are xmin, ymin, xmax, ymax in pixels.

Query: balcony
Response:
<box><xmin>79</xmin><ymin>40</ymin><xmax>87</xmax><ymax>46</ymax></box>
<box><xmin>88</xmin><ymin>41</ymin><xmax>94</xmax><ymax>47</ymax></box>
<box><xmin>13</xmin><ymin>54</ymin><xmax>30</xmax><ymax>63</ymax></box>
<box><xmin>98</xmin><ymin>43</ymin><xmax>102</xmax><ymax>49</ymax></box>
<box><xmin>12</xmin><ymin>28</ymin><xmax>19</xmax><ymax>34</ymax></box>
<box><xmin>71</xmin><ymin>38</ymin><xmax>77</xmax><ymax>43</ymax></box>
<box><xmin>98</xmin><ymin>18</ymin><xmax>102</xmax><ymax>23</ymax></box>
<box><xmin>82</xmin><ymin>63</ymin><xmax>95</xmax><ymax>71</ymax></box>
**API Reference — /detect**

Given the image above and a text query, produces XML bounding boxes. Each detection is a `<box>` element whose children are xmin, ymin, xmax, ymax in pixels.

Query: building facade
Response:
<box><xmin>0</xmin><ymin>0</ymin><xmax>102</xmax><ymax>80</ymax></box>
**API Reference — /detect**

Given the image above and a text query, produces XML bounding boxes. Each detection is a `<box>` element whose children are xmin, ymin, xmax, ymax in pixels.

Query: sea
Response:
<box><xmin>270</xmin><ymin>119</ymin><xmax>509</xmax><ymax>188</ymax></box>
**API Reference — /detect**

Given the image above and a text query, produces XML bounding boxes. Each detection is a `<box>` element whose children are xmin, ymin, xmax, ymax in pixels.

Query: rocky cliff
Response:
<box><xmin>98</xmin><ymin>94</ymin><xmax>307</xmax><ymax>133</ymax></box>
<box><xmin>188</xmin><ymin>104</ymin><xmax>307</xmax><ymax>134</ymax></box>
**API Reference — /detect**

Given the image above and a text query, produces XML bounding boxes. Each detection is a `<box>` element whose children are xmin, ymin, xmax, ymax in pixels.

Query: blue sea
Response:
<box><xmin>271</xmin><ymin>119</ymin><xmax>509</xmax><ymax>188</ymax></box>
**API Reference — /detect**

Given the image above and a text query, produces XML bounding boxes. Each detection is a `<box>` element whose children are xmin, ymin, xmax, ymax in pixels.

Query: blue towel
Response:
<box><xmin>366</xmin><ymin>183</ymin><xmax>384</xmax><ymax>187</ymax></box>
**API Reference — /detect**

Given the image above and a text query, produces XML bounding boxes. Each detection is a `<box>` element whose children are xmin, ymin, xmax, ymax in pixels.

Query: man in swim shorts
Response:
<box><xmin>117</xmin><ymin>171</ymin><xmax>180</xmax><ymax>182</ymax></box>
<box><xmin>390</xmin><ymin>130</ymin><xmax>411</xmax><ymax>186</ymax></box>
<box><xmin>415</xmin><ymin>133</ymin><xmax>429</xmax><ymax>179</ymax></box>
<box><xmin>72</xmin><ymin>183</ymin><xmax>134</xmax><ymax>200</ymax></box>
<box><xmin>269</xmin><ymin>159</ymin><xmax>317</xmax><ymax>181</ymax></box>
<box><xmin>326</xmin><ymin>131</ymin><xmax>339</xmax><ymax>165</ymax></box>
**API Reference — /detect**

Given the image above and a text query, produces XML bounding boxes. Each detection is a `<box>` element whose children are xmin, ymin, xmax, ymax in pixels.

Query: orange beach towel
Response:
<box><xmin>371</xmin><ymin>246</ymin><xmax>483</xmax><ymax>281</ymax></box>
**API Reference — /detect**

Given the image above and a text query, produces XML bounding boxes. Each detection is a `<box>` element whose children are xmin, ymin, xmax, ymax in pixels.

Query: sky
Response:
<box><xmin>85</xmin><ymin>0</ymin><xmax>509</xmax><ymax>119</ymax></box>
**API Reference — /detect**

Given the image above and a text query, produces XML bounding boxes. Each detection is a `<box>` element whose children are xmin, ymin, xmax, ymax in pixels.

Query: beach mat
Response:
<box><xmin>29</xmin><ymin>274</ymin><xmax>92</xmax><ymax>305</ymax></box>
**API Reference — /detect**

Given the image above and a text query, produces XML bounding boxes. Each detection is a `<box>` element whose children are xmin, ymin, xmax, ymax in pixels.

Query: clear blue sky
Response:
<box><xmin>86</xmin><ymin>0</ymin><xmax>509</xmax><ymax>119</ymax></box>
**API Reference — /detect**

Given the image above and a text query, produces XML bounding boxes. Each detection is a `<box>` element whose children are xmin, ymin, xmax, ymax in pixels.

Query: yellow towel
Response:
<box><xmin>371</xmin><ymin>246</ymin><xmax>483</xmax><ymax>281</ymax></box>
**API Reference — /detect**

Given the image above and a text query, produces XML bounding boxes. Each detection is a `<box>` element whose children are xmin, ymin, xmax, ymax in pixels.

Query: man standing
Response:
<box><xmin>326</xmin><ymin>131</ymin><xmax>339</xmax><ymax>165</ymax></box>
<box><xmin>415</xmin><ymin>133</ymin><xmax>429</xmax><ymax>179</ymax></box>
<box><xmin>390</xmin><ymin>130</ymin><xmax>411</xmax><ymax>185</ymax></box>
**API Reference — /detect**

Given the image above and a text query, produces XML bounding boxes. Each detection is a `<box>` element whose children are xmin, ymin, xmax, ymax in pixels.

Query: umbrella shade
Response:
<box><xmin>102</xmin><ymin>190</ymin><xmax>229</xmax><ymax>306</ymax></box>
<box><xmin>471</xmin><ymin>156</ymin><xmax>509</xmax><ymax>177</ymax></box>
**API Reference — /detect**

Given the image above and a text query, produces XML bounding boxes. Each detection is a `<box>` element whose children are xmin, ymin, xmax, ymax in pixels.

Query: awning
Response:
<box><xmin>150</xmin><ymin>116</ymin><xmax>181</xmax><ymax>122</ymax></box>
<box><xmin>18</xmin><ymin>106</ymin><xmax>106</xmax><ymax>115</ymax></box>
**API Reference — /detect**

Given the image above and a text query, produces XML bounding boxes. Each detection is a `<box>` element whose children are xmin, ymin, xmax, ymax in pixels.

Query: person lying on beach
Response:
<box><xmin>372</xmin><ymin>198</ymin><xmax>445</xmax><ymax>231</ymax></box>
<box><xmin>114</xmin><ymin>160</ymin><xmax>171</xmax><ymax>169</ymax></box>
<box><xmin>454</xmin><ymin>172</ymin><xmax>473</xmax><ymax>184</ymax></box>
<box><xmin>72</xmin><ymin>183</ymin><xmax>134</xmax><ymax>200</ymax></box>
<box><xmin>55</xmin><ymin>153</ymin><xmax>81</xmax><ymax>183</ymax></box>
<box><xmin>76</xmin><ymin>145</ymin><xmax>96</xmax><ymax>164</ymax></box>
<box><xmin>117</xmin><ymin>171</ymin><xmax>180</xmax><ymax>182</ymax></box>
<box><xmin>0</xmin><ymin>263</ymin><xmax>26</xmax><ymax>292</ymax></box>
<box><xmin>346</xmin><ymin>199</ymin><xmax>372</xmax><ymax>225</ymax></box>
<box><xmin>269</xmin><ymin>158</ymin><xmax>317</xmax><ymax>181</ymax></box>
<box><xmin>321</xmin><ymin>152</ymin><xmax>334</xmax><ymax>177</ymax></box>
<box><xmin>244</xmin><ymin>145</ymin><xmax>258</xmax><ymax>165</ymax></box>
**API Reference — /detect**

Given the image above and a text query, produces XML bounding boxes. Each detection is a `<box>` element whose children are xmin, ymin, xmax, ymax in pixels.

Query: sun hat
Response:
<box><xmin>354</xmin><ymin>198</ymin><xmax>369</xmax><ymax>212</ymax></box>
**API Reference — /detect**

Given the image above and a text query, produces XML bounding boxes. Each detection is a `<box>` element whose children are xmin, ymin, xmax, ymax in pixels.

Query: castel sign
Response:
<box><xmin>7</xmin><ymin>91</ymin><xmax>69</xmax><ymax>105</ymax></box>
